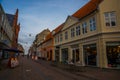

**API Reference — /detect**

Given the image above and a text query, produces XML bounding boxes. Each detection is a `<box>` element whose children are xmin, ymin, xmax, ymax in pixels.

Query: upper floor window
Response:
<box><xmin>76</xmin><ymin>26</ymin><xmax>80</xmax><ymax>36</ymax></box>
<box><xmin>90</xmin><ymin>17</ymin><xmax>96</xmax><ymax>31</ymax></box>
<box><xmin>55</xmin><ymin>37</ymin><xmax>57</xmax><ymax>43</ymax></box>
<box><xmin>104</xmin><ymin>12</ymin><xmax>116</xmax><ymax>27</ymax></box>
<box><xmin>60</xmin><ymin>33</ymin><xmax>62</xmax><ymax>42</ymax></box>
<box><xmin>82</xmin><ymin>22</ymin><xmax>87</xmax><ymax>34</ymax></box>
<box><xmin>71</xmin><ymin>28</ymin><xmax>75</xmax><ymax>37</ymax></box>
<box><xmin>65</xmin><ymin>31</ymin><xmax>68</xmax><ymax>40</ymax></box>
<box><xmin>57</xmin><ymin>35</ymin><xmax>59</xmax><ymax>42</ymax></box>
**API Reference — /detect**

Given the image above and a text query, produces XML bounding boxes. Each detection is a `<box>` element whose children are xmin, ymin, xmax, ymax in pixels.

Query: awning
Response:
<box><xmin>0</xmin><ymin>42</ymin><xmax>10</xmax><ymax>49</ymax></box>
<box><xmin>3</xmin><ymin>48</ymin><xmax>23</xmax><ymax>53</ymax></box>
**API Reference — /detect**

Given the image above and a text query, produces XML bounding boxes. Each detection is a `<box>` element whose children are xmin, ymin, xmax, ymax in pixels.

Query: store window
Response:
<box><xmin>83</xmin><ymin>44</ymin><xmax>97</xmax><ymax>66</ymax></box>
<box><xmin>55</xmin><ymin>50</ymin><xmax>59</xmax><ymax>62</ymax></box>
<box><xmin>72</xmin><ymin>48</ymin><xmax>79</xmax><ymax>63</ymax></box>
<box><xmin>104</xmin><ymin>11</ymin><xmax>116</xmax><ymax>27</ymax></box>
<box><xmin>106</xmin><ymin>42</ymin><xmax>120</xmax><ymax>68</ymax></box>
<box><xmin>61</xmin><ymin>48</ymin><xmax>68</xmax><ymax>64</ymax></box>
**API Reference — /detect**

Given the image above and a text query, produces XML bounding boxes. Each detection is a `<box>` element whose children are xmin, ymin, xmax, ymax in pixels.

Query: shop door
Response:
<box><xmin>84</xmin><ymin>44</ymin><xmax>97</xmax><ymax>66</ymax></box>
<box><xmin>72</xmin><ymin>49</ymin><xmax>79</xmax><ymax>63</ymax></box>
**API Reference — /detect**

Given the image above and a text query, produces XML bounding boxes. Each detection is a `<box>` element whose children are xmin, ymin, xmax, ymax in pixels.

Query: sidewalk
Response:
<box><xmin>36</xmin><ymin>59</ymin><xmax>120</xmax><ymax>80</ymax></box>
<box><xmin>75</xmin><ymin>67</ymin><xmax>120</xmax><ymax>80</ymax></box>
<box><xmin>0</xmin><ymin>59</ymin><xmax>9</xmax><ymax>70</ymax></box>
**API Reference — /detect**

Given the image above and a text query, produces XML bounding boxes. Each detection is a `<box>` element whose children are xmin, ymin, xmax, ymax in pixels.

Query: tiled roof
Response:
<box><xmin>53</xmin><ymin>23</ymin><xmax>64</xmax><ymax>35</ymax></box>
<box><xmin>6</xmin><ymin>13</ymin><xmax>14</xmax><ymax>26</ymax></box>
<box><xmin>45</xmin><ymin>32</ymin><xmax>52</xmax><ymax>41</ymax></box>
<box><xmin>52</xmin><ymin>0</ymin><xmax>103</xmax><ymax>36</ymax></box>
<box><xmin>72</xmin><ymin>0</ymin><xmax>103</xmax><ymax>19</ymax></box>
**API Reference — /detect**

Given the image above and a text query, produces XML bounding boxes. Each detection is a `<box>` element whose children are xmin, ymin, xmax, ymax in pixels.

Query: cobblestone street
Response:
<box><xmin>0</xmin><ymin>56</ymin><xmax>92</xmax><ymax>80</ymax></box>
<box><xmin>1</xmin><ymin>56</ymin><xmax>120</xmax><ymax>80</ymax></box>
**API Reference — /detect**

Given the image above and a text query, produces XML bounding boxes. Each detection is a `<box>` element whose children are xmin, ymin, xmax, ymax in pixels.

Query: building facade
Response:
<box><xmin>30</xmin><ymin>29</ymin><xmax>50</xmax><ymax>58</ymax></box>
<box><xmin>0</xmin><ymin>4</ymin><xmax>20</xmax><ymax>59</ymax></box>
<box><xmin>40</xmin><ymin>32</ymin><xmax>54</xmax><ymax>61</ymax></box>
<box><xmin>0</xmin><ymin>4</ymin><xmax>14</xmax><ymax>59</ymax></box>
<box><xmin>53</xmin><ymin>0</ymin><xmax>120</xmax><ymax>68</ymax></box>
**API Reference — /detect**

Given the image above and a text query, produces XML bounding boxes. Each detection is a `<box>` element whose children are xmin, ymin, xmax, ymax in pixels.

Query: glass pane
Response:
<box><xmin>111</xmin><ymin>21</ymin><xmax>116</xmax><ymax>26</ymax></box>
<box><xmin>105</xmin><ymin>13</ymin><xmax>109</xmax><ymax>17</ymax></box>
<box><xmin>110</xmin><ymin>12</ymin><xmax>115</xmax><ymax>17</ymax></box>
<box><xmin>106</xmin><ymin>22</ymin><xmax>110</xmax><ymax>26</ymax></box>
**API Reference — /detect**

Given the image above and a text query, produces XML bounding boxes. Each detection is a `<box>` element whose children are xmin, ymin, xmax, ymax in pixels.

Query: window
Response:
<box><xmin>71</xmin><ymin>28</ymin><xmax>75</xmax><ymax>37</ymax></box>
<box><xmin>60</xmin><ymin>33</ymin><xmax>62</xmax><ymax>42</ymax></box>
<box><xmin>82</xmin><ymin>22</ymin><xmax>87</xmax><ymax>34</ymax></box>
<box><xmin>76</xmin><ymin>26</ymin><xmax>80</xmax><ymax>36</ymax></box>
<box><xmin>57</xmin><ymin>35</ymin><xmax>59</xmax><ymax>42</ymax></box>
<box><xmin>90</xmin><ymin>17</ymin><xmax>96</xmax><ymax>31</ymax></box>
<box><xmin>55</xmin><ymin>37</ymin><xmax>57</xmax><ymax>43</ymax></box>
<box><xmin>65</xmin><ymin>31</ymin><xmax>68</xmax><ymax>40</ymax></box>
<box><xmin>104</xmin><ymin>12</ymin><xmax>116</xmax><ymax>27</ymax></box>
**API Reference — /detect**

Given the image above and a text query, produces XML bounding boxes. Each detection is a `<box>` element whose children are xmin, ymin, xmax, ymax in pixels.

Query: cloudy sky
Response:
<box><xmin>0</xmin><ymin>0</ymin><xmax>89</xmax><ymax>54</ymax></box>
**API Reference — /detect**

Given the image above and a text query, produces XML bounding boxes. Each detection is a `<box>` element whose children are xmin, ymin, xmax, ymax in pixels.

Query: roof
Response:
<box><xmin>6</xmin><ymin>13</ymin><xmax>14</xmax><ymax>26</ymax></box>
<box><xmin>72</xmin><ymin>0</ymin><xmax>103</xmax><ymax>19</ymax></box>
<box><xmin>52</xmin><ymin>0</ymin><xmax>103</xmax><ymax>36</ymax></box>
<box><xmin>44</xmin><ymin>32</ymin><xmax>53</xmax><ymax>42</ymax></box>
<box><xmin>52</xmin><ymin>23</ymin><xmax>64</xmax><ymax>35</ymax></box>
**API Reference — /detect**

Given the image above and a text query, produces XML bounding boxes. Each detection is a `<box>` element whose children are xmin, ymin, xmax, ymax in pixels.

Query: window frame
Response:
<box><xmin>76</xmin><ymin>26</ymin><xmax>80</xmax><ymax>36</ymax></box>
<box><xmin>65</xmin><ymin>31</ymin><xmax>68</xmax><ymax>40</ymax></box>
<box><xmin>71</xmin><ymin>28</ymin><xmax>75</xmax><ymax>38</ymax></box>
<box><xmin>90</xmin><ymin>17</ymin><xmax>96</xmax><ymax>31</ymax></box>
<box><xmin>82</xmin><ymin>22</ymin><xmax>87</xmax><ymax>34</ymax></box>
<box><xmin>104</xmin><ymin>11</ymin><xmax>116</xmax><ymax>27</ymax></box>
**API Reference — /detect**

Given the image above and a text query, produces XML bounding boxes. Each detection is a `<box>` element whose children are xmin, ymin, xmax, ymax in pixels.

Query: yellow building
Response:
<box><xmin>53</xmin><ymin>0</ymin><xmax>120</xmax><ymax>68</ymax></box>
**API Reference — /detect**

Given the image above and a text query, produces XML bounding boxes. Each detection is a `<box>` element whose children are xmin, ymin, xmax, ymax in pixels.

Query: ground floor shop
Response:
<box><xmin>54</xmin><ymin>34</ymin><xmax>120</xmax><ymax>68</ymax></box>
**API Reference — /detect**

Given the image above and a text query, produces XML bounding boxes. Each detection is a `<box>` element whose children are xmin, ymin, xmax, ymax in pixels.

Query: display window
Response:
<box><xmin>72</xmin><ymin>48</ymin><xmax>79</xmax><ymax>63</ymax></box>
<box><xmin>83</xmin><ymin>44</ymin><xmax>97</xmax><ymax>66</ymax></box>
<box><xmin>61</xmin><ymin>48</ymin><xmax>68</xmax><ymax>64</ymax></box>
<box><xmin>106</xmin><ymin>42</ymin><xmax>120</xmax><ymax>68</ymax></box>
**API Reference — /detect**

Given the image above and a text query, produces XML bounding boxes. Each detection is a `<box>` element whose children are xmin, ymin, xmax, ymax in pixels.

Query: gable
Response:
<box><xmin>62</xmin><ymin>16</ymin><xmax>79</xmax><ymax>31</ymax></box>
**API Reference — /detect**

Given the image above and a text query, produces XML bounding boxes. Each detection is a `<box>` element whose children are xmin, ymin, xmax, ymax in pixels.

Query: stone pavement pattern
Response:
<box><xmin>0</xmin><ymin>56</ymin><xmax>91</xmax><ymax>80</ymax></box>
<box><xmin>36</xmin><ymin>59</ymin><xmax>120</xmax><ymax>80</ymax></box>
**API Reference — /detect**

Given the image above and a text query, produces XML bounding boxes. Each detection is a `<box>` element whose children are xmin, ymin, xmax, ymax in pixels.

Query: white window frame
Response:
<box><xmin>65</xmin><ymin>31</ymin><xmax>68</xmax><ymax>40</ymax></box>
<box><xmin>71</xmin><ymin>28</ymin><xmax>75</xmax><ymax>37</ymax></box>
<box><xmin>82</xmin><ymin>22</ymin><xmax>87</xmax><ymax>34</ymax></box>
<box><xmin>90</xmin><ymin>17</ymin><xmax>96</xmax><ymax>31</ymax></box>
<box><xmin>104</xmin><ymin>11</ymin><xmax>116</xmax><ymax>27</ymax></box>
<box><xmin>76</xmin><ymin>26</ymin><xmax>80</xmax><ymax>36</ymax></box>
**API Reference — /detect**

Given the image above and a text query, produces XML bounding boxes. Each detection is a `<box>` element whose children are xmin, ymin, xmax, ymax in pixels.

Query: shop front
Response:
<box><xmin>106</xmin><ymin>42</ymin><xmax>120</xmax><ymax>68</ymax></box>
<box><xmin>55</xmin><ymin>48</ymin><xmax>60</xmax><ymax>62</ymax></box>
<box><xmin>47</xmin><ymin>50</ymin><xmax>53</xmax><ymax>61</ymax></box>
<box><xmin>83</xmin><ymin>44</ymin><xmax>97</xmax><ymax>66</ymax></box>
<box><xmin>61</xmin><ymin>48</ymin><xmax>68</xmax><ymax>63</ymax></box>
<box><xmin>72</xmin><ymin>48</ymin><xmax>79</xmax><ymax>63</ymax></box>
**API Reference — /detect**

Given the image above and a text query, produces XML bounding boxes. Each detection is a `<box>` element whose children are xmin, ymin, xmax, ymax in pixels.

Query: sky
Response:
<box><xmin>0</xmin><ymin>0</ymin><xmax>89</xmax><ymax>54</ymax></box>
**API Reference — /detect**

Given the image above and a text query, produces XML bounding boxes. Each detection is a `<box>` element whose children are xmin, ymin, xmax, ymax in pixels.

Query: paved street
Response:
<box><xmin>0</xmin><ymin>56</ymin><xmax>120</xmax><ymax>80</ymax></box>
<box><xmin>0</xmin><ymin>56</ymin><xmax>91</xmax><ymax>80</ymax></box>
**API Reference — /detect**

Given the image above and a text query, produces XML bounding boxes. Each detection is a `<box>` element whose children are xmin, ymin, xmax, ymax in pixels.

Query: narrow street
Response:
<box><xmin>0</xmin><ymin>56</ymin><xmax>91</xmax><ymax>80</ymax></box>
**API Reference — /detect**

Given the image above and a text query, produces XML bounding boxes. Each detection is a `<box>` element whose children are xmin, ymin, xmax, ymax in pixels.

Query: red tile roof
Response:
<box><xmin>45</xmin><ymin>32</ymin><xmax>52</xmax><ymax>41</ymax></box>
<box><xmin>53</xmin><ymin>0</ymin><xmax>103</xmax><ymax>35</ymax></box>
<box><xmin>72</xmin><ymin>0</ymin><xmax>103</xmax><ymax>19</ymax></box>
<box><xmin>53</xmin><ymin>23</ymin><xmax>64</xmax><ymax>35</ymax></box>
